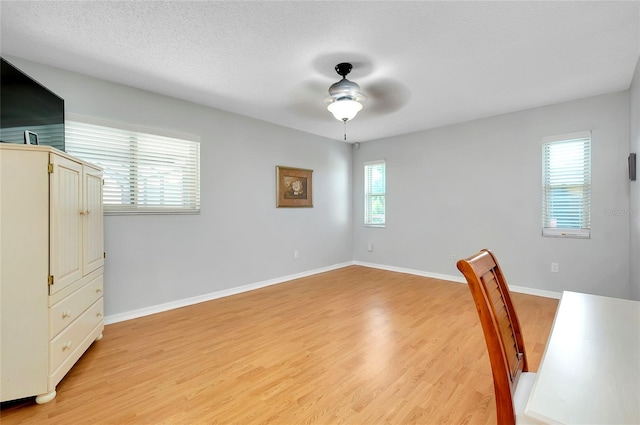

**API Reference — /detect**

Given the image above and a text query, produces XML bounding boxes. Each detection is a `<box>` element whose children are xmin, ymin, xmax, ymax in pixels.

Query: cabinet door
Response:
<box><xmin>83</xmin><ymin>166</ymin><xmax>104</xmax><ymax>274</ymax></box>
<box><xmin>50</xmin><ymin>154</ymin><xmax>83</xmax><ymax>294</ymax></box>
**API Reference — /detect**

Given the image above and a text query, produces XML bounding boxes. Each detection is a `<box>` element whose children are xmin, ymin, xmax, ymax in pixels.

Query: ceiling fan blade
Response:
<box><xmin>288</xmin><ymin>79</ymin><xmax>331</xmax><ymax>119</ymax></box>
<box><xmin>364</xmin><ymin>78</ymin><xmax>412</xmax><ymax>116</ymax></box>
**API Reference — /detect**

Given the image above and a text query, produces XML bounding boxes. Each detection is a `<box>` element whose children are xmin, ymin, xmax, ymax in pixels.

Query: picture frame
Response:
<box><xmin>276</xmin><ymin>166</ymin><xmax>313</xmax><ymax>208</ymax></box>
<box><xmin>24</xmin><ymin>130</ymin><xmax>38</xmax><ymax>145</ymax></box>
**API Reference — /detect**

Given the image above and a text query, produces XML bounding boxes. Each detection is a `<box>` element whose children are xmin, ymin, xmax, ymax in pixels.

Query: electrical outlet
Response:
<box><xmin>367</xmin><ymin>243</ymin><xmax>373</xmax><ymax>252</ymax></box>
<box><xmin>294</xmin><ymin>250</ymin><xmax>299</xmax><ymax>259</ymax></box>
<box><xmin>551</xmin><ymin>262</ymin><xmax>559</xmax><ymax>273</ymax></box>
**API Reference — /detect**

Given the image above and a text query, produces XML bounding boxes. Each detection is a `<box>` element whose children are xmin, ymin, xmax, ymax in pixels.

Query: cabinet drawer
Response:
<box><xmin>49</xmin><ymin>298</ymin><xmax>103</xmax><ymax>374</ymax></box>
<box><xmin>50</xmin><ymin>274</ymin><xmax>103</xmax><ymax>338</ymax></box>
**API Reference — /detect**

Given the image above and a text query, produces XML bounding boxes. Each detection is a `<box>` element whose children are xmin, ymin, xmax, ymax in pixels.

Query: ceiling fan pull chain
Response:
<box><xmin>344</xmin><ymin>119</ymin><xmax>347</xmax><ymax>141</ymax></box>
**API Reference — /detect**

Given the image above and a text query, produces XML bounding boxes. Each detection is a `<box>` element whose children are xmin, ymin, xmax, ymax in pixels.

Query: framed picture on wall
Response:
<box><xmin>276</xmin><ymin>166</ymin><xmax>313</xmax><ymax>208</ymax></box>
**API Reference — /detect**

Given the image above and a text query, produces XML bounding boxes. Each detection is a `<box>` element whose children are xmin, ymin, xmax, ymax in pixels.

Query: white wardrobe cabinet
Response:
<box><xmin>0</xmin><ymin>144</ymin><xmax>105</xmax><ymax>404</ymax></box>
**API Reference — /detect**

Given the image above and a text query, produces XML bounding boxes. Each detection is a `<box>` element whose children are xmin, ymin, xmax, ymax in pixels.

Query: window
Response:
<box><xmin>65</xmin><ymin>115</ymin><xmax>200</xmax><ymax>215</ymax></box>
<box><xmin>364</xmin><ymin>160</ymin><xmax>385</xmax><ymax>226</ymax></box>
<box><xmin>542</xmin><ymin>131</ymin><xmax>591</xmax><ymax>238</ymax></box>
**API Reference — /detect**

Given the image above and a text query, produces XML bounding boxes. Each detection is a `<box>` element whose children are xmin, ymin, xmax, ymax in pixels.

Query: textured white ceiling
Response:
<box><xmin>1</xmin><ymin>1</ymin><xmax>639</xmax><ymax>143</ymax></box>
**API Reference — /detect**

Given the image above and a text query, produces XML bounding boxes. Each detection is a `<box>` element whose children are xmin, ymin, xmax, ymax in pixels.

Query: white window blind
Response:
<box><xmin>542</xmin><ymin>131</ymin><xmax>591</xmax><ymax>238</ymax></box>
<box><xmin>365</xmin><ymin>160</ymin><xmax>386</xmax><ymax>226</ymax></box>
<box><xmin>65</xmin><ymin>116</ymin><xmax>200</xmax><ymax>215</ymax></box>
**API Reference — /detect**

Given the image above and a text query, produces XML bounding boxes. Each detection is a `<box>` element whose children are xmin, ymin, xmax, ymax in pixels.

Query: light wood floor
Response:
<box><xmin>1</xmin><ymin>266</ymin><xmax>558</xmax><ymax>424</ymax></box>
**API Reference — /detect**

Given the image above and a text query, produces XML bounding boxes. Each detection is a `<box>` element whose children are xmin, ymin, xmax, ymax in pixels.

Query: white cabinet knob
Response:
<box><xmin>96</xmin><ymin>287</ymin><xmax>103</xmax><ymax>293</ymax></box>
<box><xmin>62</xmin><ymin>341</ymin><xmax>72</xmax><ymax>351</ymax></box>
<box><xmin>96</xmin><ymin>311</ymin><xmax>103</xmax><ymax>318</ymax></box>
<box><xmin>62</xmin><ymin>310</ymin><xmax>72</xmax><ymax>319</ymax></box>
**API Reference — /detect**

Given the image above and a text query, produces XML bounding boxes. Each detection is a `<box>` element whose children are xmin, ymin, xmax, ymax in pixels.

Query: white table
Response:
<box><xmin>524</xmin><ymin>291</ymin><xmax>640</xmax><ymax>425</ymax></box>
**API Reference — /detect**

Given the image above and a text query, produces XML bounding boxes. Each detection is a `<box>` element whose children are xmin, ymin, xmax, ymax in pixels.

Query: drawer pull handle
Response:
<box><xmin>96</xmin><ymin>312</ymin><xmax>103</xmax><ymax>318</ymax></box>
<box><xmin>96</xmin><ymin>287</ymin><xmax>103</xmax><ymax>293</ymax></box>
<box><xmin>62</xmin><ymin>341</ymin><xmax>72</xmax><ymax>351</ymax></box>
<box><xmin>62</xmin><ymin>310</ymin><xmax>72</xmax><ymax>319</ymax></box>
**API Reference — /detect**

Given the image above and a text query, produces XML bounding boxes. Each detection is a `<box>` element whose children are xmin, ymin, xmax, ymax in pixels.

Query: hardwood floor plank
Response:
<box><xmin>0</xmin><ymin>266</ymin><xmax>558</xmax><ymax>424</ymax></box>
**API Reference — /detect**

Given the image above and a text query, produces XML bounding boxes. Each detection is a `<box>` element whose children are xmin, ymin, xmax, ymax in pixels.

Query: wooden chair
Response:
<box><xmin>456</xmin><ymin>249</ymin><xmax>536</xmax><ymax>425</ymax></box>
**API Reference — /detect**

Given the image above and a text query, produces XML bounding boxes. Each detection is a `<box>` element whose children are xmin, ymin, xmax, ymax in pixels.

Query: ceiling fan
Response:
<box><xmin>289</xmin><ymin>56</ymin><xmax>411</xmax><ymax>142</ymax></box>
<box><xmin>320</xmin><ymin>60</ymin><xmax>410</xmax><ymax>141</ymax></box>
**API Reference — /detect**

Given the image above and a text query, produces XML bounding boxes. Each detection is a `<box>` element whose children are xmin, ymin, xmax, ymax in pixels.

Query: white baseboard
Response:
<box><xmin>105</xmin><ymin>260</ymin><xmax>560</xmax><ymax>325</ymax></box>
<box><xmin>353</xmin><ymin>261</ymin><xmax>467</xmax><ymax>283</ymax></box>
<box><xmin>354</xmin><ymin>261</ymin><xmax>561</xmax><ymax>299</ymax></box>
<box><xmin>104</xmin><ymin>261</ymin><xmax>354</xmax><ymax>324</ymax></box>
<box><xmin>508</xmin><ymin>285</ymin><xmax>561</xmax><ymax>299</ymax></box>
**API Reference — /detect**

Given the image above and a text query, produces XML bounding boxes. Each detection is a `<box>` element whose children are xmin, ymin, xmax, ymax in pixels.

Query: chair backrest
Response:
<box><xmin>457</xmin><ymin>249</ymin><xmax>529</xmax><ymax>425</ymax></box>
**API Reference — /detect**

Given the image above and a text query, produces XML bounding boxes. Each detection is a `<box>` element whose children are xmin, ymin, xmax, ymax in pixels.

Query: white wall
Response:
<box><xmin>630</xmin><ymin>56</ymin><xmax>640</xmax><ymax>301</ymax></box>
<box><xmin>6</xmin><ymin>57</ymin><xmax>354</xmax><ymax>317</ymax></box>
<box><xmin>5</xmin><ymin>55</ymin><xmax>635</xmax><ymax>320</ymax></box>
<box><xmin>354</xmin><ymin>92</ymin><xmax>631</xmax><ymax>298</ymax></box>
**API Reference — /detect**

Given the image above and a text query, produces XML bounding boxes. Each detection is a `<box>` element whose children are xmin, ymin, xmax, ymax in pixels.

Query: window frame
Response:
<box><xmin>364</xmin><ymin>159</ymin><xmax>386</xmax><ymax>227</ymax></box>
<box><xmin>65</xmin><ymin>114</ymin><xmax>201</xmax><ymax>215</ymax></box>
<box><xmin>541</xmin><ymin>131</ymin><xmax>591</xmax><ymax>239</ymax></box>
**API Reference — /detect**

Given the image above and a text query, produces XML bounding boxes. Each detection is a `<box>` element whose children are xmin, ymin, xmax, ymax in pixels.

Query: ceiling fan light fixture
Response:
<box><xmin>327</xmin><ymin>98</ymin><xmax>363</xmax><ymax>121</ymax></box>
<box><xmin>325</xmin><ymin>62</ymin><xmax>366</xmax><ymax>122</ymax></box>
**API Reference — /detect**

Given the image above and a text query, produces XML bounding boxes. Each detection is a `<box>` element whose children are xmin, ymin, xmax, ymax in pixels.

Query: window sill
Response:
<box><xmin>542</xmin><ymin>228</ymin><xmax>590</xmax><ymax>239</ymax></box>
<box><xmin>105</xmin><ymin>209</ymin><xmax>200</xmax><ymax>216</ymax></box>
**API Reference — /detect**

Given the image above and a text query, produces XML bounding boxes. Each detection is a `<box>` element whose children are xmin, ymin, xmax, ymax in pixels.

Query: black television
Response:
<box><xmin>0</xmin><ymin>57</ymin><xmax>65</xmax><ymax>151</ymax></box>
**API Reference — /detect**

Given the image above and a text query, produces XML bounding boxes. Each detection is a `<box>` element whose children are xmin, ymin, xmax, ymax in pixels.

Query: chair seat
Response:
<box><xmin>514</xmin><ymin>372</ymin><xmax>537</xmax><ymax>424</ymax></box>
